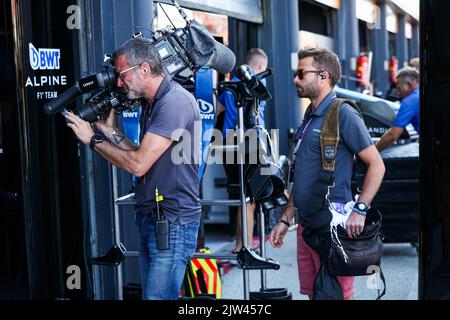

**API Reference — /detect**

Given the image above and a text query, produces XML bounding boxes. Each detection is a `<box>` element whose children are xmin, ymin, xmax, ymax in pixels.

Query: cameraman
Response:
<box><xmin>65</xmin><ymin>37</ymin><xmax>201</xmax><ymax>300</ymax></box>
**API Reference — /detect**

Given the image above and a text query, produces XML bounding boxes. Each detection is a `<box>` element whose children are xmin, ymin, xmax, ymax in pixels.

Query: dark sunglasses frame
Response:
<box><xmin>294</xmin><ymin>69</ymin><xmax>325</xmax><ymax>80</ymax></box>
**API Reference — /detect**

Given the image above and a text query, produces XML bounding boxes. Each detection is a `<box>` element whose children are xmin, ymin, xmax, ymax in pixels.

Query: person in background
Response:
<box><xmin>408</xmin><ymin>57</ymin><xmax>420</xmax><ymax>70</ymax></box>
<box><xmin>376</xmin><ymin>67</ymin><xmax>420</xmax><ymax>152</ymax></box>
<box><xmin>219</xmin><ymin>48</ymin><xmax>268</xmax><ymax>253</ymax></box>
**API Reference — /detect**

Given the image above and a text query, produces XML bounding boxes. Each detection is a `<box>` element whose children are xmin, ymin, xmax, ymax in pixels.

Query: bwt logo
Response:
<box><xmin>29</xmin><ymin>43</ymin><xmax>61</xmax><ymax>70</ymax></box>
<box><xmin>197</xmin><ymin>99</ymin><xmax>214</xmax><ymax>120</ymax></box>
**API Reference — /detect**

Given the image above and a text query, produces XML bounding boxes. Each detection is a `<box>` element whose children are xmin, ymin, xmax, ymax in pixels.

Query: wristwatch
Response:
<box><xmin>353</xmin><ymin>202</ymin><xmax>369</xmax><ymax>216</ymax></box>
<box><xmin>90</xmin><ymin>134</ymin><xmax>106</xmax><ymax>151</ymax></box>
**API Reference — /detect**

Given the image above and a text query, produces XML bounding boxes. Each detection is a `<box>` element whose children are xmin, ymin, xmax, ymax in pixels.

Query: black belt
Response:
<box><xmin>136</xmin><ymin>207</ymin><xmax>158</xmax><ymax>221</ymax></box>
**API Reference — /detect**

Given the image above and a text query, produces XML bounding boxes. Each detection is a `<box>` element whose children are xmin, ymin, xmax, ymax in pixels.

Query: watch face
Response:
<box><xmin>357</xmin><ymin>203</ymin><xmax>367</xmax><ymax>211</ymax></box>
<box><xmin>93</xmin><ymin>134</ymin><xmax>104</xmax><ymax>143</ymax></box>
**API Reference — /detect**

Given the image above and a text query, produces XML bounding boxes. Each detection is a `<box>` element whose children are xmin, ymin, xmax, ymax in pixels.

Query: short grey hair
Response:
<box><xmin>114</xmin><ymin>37</ymin><xmax>164</xmax><ymax>76</ymax></box>
<box><xmin>396</xmin><ymin>66</ymin><xmax>419</xmax><ymax>84</ymax></box>
<box><xmin>246</xmin><ymin>48</ymin><xmax>268</xmax><ymax>64</ymax></box>
<box><xmin>408</xmin><ymin>58</ymin><xmax>420</xmax><ymax>70</ymax></box>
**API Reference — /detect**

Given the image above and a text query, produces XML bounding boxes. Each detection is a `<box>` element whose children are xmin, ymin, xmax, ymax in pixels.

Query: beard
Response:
<box><xmin>126</xmin><ymin>89</ymin><xmax>142</xmax><ymax>100</ymax></box>
<box><xmin>296</xmin><ymin>83</ymin><xmax>320</xmax><ymax>99</ymax></box>
<box><xmin>124</xmin><ymin>80</ymin><xmax>144</xmax><ymax>100</ymax></box>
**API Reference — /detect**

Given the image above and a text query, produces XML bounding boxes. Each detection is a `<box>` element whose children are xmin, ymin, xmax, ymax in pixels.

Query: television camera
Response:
<box><xmin>43</xmin><ymin>0</ymin><xmax>236</xmax><ymax>122</ymax></box>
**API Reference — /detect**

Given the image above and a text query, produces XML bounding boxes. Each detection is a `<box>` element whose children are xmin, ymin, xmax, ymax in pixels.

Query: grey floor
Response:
<box><xmin>217</xmin><ymin>227</ymin><xmax>418</xmax><ymax>300</ymax></box>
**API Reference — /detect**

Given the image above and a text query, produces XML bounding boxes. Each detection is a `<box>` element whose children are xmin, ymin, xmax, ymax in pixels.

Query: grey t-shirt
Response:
<box><xmin>292</xmin><ymin>91</ymin><xmax>373</xmax><ymax>222</ymax></box>
<box><xmin>135</xmin><ymin>76</ymin><xmax>201</xmax><ymax>224</ymax></box>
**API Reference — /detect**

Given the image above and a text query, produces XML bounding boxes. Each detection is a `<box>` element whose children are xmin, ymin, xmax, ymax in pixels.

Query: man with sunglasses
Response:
<box><xmin>269</xmin><ymin>47</ymin><xmax>385</xmax><ymax>299</ymax></box>
<box><xmin>376</xmin><ymin>67</ymin><xmax>420</xmax><ymax>152</ymax></box>
<box><xmin>65</xmin><ymin>37</ymin><xmax>201</xmax><ymax>300</ymax></box>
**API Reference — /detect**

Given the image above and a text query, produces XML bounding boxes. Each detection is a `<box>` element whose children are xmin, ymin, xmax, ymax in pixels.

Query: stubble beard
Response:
<box><xmin>296</xmin><ymin>84</ymin><xmax>319</xmax><ymax>99</ymax></box>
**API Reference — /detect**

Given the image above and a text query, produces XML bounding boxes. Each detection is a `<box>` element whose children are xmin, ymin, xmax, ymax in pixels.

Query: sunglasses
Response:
<box><xmin>293</xmin><ymin>69</ymin><xmax>325</xmax><ymax>80</ymax></box>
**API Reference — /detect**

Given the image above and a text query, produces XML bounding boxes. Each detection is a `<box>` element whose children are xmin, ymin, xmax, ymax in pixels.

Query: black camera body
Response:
<box><xmin>73</xmin><ymin>27</ymin><xmax>195</xmax><ymax>122</ymax></box>
<box><xmin>44</xmin><ymin>26</ymin><xmax>194</xmax><ymax>123</ymax></box>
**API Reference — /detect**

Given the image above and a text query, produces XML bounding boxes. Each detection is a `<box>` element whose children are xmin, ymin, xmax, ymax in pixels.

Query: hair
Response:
<box><xmin>114</xmin><ymin>37</ymin><xmax>164</xmax><ymax>76</ymax></box>
<box><xmin>297</xmin><ymin>47</ymin><xmax>341</xmax><ymax>86</ymax></box>
<box><xmin>246</xmin><ymin>48</ymin><xmax>268</xmax><ymax>64</ymax></box>
<box><xmin>396</xmin><ymin>66</ymin><xmax>419</xmax><ymax>84</ymax></box>
<box><xmin>408</xmin><ymin>58</ymin><xmax>420</xmax><ymax>70</ymax></box>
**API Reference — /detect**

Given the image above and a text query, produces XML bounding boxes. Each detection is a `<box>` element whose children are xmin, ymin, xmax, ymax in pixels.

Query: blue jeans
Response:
<box><xmin>134</xmin><ymin>212</ymin><xmax>199</xmax><ymax>300</ymax></box>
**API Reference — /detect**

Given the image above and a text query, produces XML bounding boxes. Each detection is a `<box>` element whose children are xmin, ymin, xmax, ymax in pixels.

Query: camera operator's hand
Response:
<box><xmin>95</xmin><ymin>108</ymin><xmax>116</xmax><ymax>138</ymax></box>
<box><xmin>65</xmin><ymin>112</ymin><xmax>94</xmax><ymax>145</ymax></box>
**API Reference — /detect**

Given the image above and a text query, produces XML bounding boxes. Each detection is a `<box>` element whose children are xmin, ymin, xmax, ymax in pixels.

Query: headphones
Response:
<box><xmin>144</xmin><ymin>68</ymin><xmax>148</xmax><ymax>74</ymax></box>
<box><xmin>320</xmin><ymin>72</ymin><xmax>326</xmax><ymax>80</ymax></box>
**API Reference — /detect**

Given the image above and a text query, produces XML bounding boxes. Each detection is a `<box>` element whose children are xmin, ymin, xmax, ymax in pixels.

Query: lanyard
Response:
<box><xmin>293</xmin><ymin>116</ymin><xmax>312</xmax><ymax>157</ymax></box>
<box><xmin>289</xmin><ymin>113</ymin><xmax>312</xmax><ymax>183</ymax></box>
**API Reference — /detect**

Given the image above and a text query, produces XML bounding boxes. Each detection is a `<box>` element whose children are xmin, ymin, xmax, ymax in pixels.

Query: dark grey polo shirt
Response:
<box><xmin>135</xmin><ymin>76</ymin><xmax>201</xmax><ymax>224</ymax></box>
<box><xmin>292</xmin><ymin>90</ymin><xmax>373</xmax><ymax>222</ymax></box>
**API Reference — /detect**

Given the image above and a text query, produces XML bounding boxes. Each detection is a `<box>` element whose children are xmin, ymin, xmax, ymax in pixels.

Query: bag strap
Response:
<box><xmin>320</xmin><ymin>98</ymin><xmax>362</xmax><ymax>172</ymax></box>
<box><xmin>376</xmin><ymin>268</ymin><xmax>386</xmax><ymax>300</ymax></box>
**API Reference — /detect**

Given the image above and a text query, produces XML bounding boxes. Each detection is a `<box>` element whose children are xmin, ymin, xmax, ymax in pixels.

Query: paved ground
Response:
<box><xmin>219</xmin><ymin>226</ymin><xmax>418</xmax><ymax>300</ymax></box>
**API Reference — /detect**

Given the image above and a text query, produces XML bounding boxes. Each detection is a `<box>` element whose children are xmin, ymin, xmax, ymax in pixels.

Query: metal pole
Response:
<box><xmin>86</xmin><ymin>149</ymin><xmax>101</xmax><ymax>299</ymax></box>
<box><xmin>111</xmin><ymin>166</ymin><xmax>123</xmax><ymax>300</ymax></box>
<box><xmin>237</xmin><ymin>106</ymin><xmax>250</xmax><ymax>300</ymax></box>
<box><xmin>258</xmin><ymin>205</ymin><xmax>267</xmax><ymax>290</ymax></box>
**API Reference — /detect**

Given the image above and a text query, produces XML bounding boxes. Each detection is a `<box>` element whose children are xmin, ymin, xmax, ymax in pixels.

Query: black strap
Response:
<box><xmin>376</xmin><ymin>268</ymin><xmax>386</xmax><ymax>300</ymax></box>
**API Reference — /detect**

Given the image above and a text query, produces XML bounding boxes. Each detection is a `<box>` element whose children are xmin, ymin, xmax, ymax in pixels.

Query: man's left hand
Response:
<box><xmin>345</xmin><ymin>211</ymin><xmax>366</xmax><ymax>238</ymax></box>
<box><xmin>65</xmin><ymin>112</ymin><xmax>95</xmax><ymax>145</ymax></box>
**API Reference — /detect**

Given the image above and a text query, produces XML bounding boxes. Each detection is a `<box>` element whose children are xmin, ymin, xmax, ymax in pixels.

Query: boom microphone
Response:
<box><xmin>187</xmin><ymin>20</ymin><xmax>236</xmax><ymax>74</ymax></box>
<box><xmin>205</xmin><ymin>42</ymin><xmax>236</xmax><ymax>74</ymax></box>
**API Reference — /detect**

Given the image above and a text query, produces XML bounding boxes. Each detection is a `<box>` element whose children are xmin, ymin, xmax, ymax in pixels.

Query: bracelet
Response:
<box><xmin>278</xmin><ymin>219</ymin><xmax>290</xmax><ymax>227</ymax></box>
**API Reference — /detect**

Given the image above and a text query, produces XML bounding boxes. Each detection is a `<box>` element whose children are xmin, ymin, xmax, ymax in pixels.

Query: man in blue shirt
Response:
<box><xmin>269</xmin><ymin>47</ymin><xmax>385</xmax><ymax>299</ymax></box>
<box><xmin>376</xmin><ymin>67</ymin><xmax>420</xmax><ymax>151</ymax></box>
<box><xmin>219</xmin><ymin>48</ymin><xmax>268</xmax><ymax>253</ymax></box>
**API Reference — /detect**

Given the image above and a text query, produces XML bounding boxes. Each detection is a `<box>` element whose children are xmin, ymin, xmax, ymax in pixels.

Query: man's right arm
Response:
<box><xmin>94</xmin><ymin>131</ymin><xmax>172</xmax><ymax>177</ymax></box>
<box><xmin>101</xmin><ymin>126</ymin><xmax>138</xmax><ymax>151</ymax></box>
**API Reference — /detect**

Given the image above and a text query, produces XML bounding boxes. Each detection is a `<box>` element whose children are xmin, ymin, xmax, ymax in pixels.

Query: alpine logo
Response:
<box><xmin>29</xmin><ymin>43</ymin><xmax>61</xmax><ymax>70</ymax></box>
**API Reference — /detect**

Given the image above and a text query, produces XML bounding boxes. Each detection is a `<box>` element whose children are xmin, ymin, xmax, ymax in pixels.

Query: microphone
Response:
<box><xmin>236</xmin><ymin>64</ymin><xmax>253</xmax><ymax>82</ymax></box>
<box><xmin>236</xmin><ymin>64</ymin><xmax>272</xmax><ymax>101</ymax></box>
<box><xmin>187</xmin><ymin>20</ymin><xmax>236</xmax><ymax>74</ymax></box>
<box><xmin>206</xmin><ymin>42</ymin><xmax>236</xmax><ymax>74</ymax></box>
